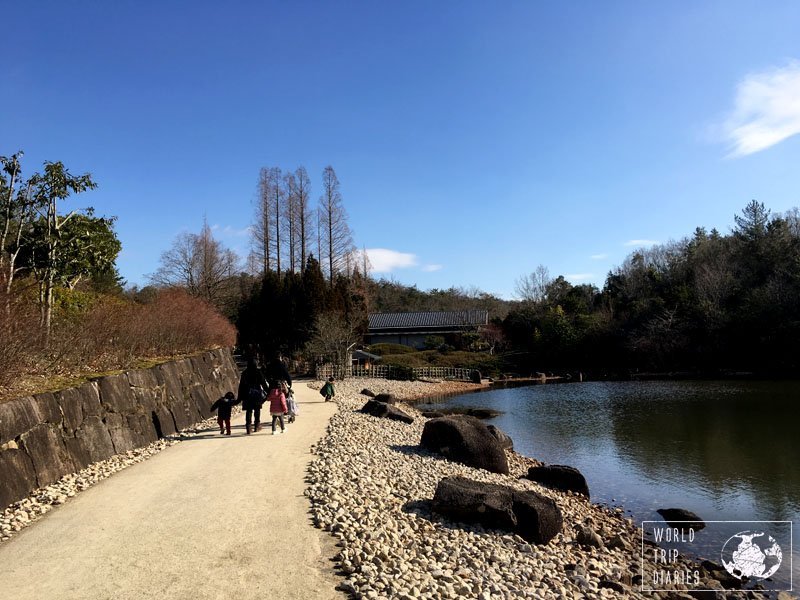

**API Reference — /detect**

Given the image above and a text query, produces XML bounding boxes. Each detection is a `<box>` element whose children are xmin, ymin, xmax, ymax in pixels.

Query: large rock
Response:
<box><xmin>420</xmin><ymin>415</ymin><xmax>509</xmax><ymax>474</ymax></box>
<box><xmin>373</xmin><ymin>393</ymin><xmax>397</xmax><ymax>404</ymax></box>
<box><xmin>527</xmin><ymin>464</ymin><xmax>590</xmax><ymax>498</ymax></box>
<box><xmin>487</xmin><ymin>424</ymin><xmax>513</xmax><ymax>450</ymax></box>
<box><xmin>657</xmin><ymin>508</ymin><xmax>705</xmax><ymax>530</ymax></box>
<box><xmin>360</xmin><ymin>400</ymin><xmax>414</xmax><ymax>424</ymax></box>
<box><xmin>432</xmin><ymin>476</ymin><xmax>562</xmax><ymax>544</ymax></box>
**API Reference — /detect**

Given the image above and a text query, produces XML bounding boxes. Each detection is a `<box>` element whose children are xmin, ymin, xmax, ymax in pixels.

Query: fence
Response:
<box><xmin>314</xmin><ymin>364</ymin><xmax>476</xmax><ymax>381</ymax></box>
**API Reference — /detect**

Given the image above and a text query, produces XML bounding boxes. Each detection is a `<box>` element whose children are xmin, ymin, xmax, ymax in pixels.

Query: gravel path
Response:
<box><xmin>0</xmin><ymin>381</ymin><xmax>341</xmax><ymax>600</ymax></box>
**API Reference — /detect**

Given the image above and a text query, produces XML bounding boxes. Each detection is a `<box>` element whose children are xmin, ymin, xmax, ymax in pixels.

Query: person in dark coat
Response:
<box><xmin>263</xmin><ymin>353</ymin><xmax>292</xmax><ymax>389</ymax></box>
<box><xmin>237</xmin><ymin>359</ymin><xmax>267</xmax><ymax>434</ymax></box>
<box><xmin>210</xmin><ymin>391</ymin><xmax>240</xmax><ymax>435</ymax></box>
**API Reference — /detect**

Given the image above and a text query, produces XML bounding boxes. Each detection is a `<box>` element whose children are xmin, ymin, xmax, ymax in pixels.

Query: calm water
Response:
<box><xmin>418</xmin><ymin>380</ymin><xmax>799</xmax><ymax>591</ymax></box>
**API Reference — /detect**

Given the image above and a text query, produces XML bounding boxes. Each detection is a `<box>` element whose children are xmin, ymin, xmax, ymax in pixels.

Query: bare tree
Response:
<box><xmin>515</xmin><ymin>264</ymin><xmax>552</xmax><ymax>303</ymax></box>
<box><xmin>294</xmin><ymin>166</ymin><xmax>312</xmax><ymax>271</ymax></box>
<box><xmin>150</xmin><ymin>220</ymin><xmax>239</xmax><ymax>310</ymax></box>
<box><xmin>269</xmin><ymin>167</ymin><xmax>285</xmax><ymax>275</ymax></box>
<box><xmin>319</xmin><ymin>165</ymin><xmax>354</xmax><ymax>282</ymax></box>
<box><xmin>251</xmin><ymin>168</ymin><xmax>273</xmax><ymax>276</ymax></box>
<box><xmin>306</xmin><ymin>311</ymin><xmax>360</xmax><ymax>379</ymax></box>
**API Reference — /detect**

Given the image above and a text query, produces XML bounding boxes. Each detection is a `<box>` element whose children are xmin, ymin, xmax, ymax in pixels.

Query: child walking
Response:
<box><xmin>267</xmin><ymin>381</ymin><xmax>288</xmax><ymax>435</ymax></box>
<box><xmin>285</xmin><ymin>385</ymin><xmax>299</xmax><ymax>423</ymax></box>
<box><xmin>210</xmin><ymin>391</ymin><xmax>239</xmax><ymax>435</ymax></box>
<box><xmin>320</xmin><ymin>376</ymin><xmax>336</xmax><ymax>402</ymax></box>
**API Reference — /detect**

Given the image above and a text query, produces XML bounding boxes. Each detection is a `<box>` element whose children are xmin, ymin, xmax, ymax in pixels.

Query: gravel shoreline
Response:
<box><xmin>306</xmin><ymin>378</ymin><xmax>773</xmax><ymax>600</ymax></box>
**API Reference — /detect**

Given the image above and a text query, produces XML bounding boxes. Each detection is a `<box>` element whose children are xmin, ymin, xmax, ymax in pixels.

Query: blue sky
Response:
<box><xmin>3</xmin><ymin>1</ymin><xmax>800</xmax><ymax>299</ymax></box>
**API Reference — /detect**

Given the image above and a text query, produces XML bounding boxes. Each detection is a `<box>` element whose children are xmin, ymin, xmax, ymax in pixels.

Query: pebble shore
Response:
<box><xmin>306</xmin><ymin>378</ymin><xmax>772</xmax><ymax>600</ymax></box>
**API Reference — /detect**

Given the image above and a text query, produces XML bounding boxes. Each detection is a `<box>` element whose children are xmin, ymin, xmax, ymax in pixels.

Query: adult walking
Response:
<box><xmin>263</xmin><ymin>352</ymin><xmax>292</xmax><ymax>389</ymax></box>
<box><xmin>238</xmin><ymin>358</ymin><xmax>268</xmax><ymax>434</ymax></box>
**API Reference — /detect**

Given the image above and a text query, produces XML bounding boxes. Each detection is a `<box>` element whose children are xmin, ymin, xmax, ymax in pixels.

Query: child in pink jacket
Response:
<box><xmin>267</xmin><ymin>381</ymin><xmax>288</xmax><ymax>435</ymax></box>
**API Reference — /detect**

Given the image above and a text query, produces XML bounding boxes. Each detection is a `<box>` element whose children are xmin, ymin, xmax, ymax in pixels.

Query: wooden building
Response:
<box><xmin>366</xmin><ymin>310</ymin><xmax>489</xmax><ymax>349</ymax></box>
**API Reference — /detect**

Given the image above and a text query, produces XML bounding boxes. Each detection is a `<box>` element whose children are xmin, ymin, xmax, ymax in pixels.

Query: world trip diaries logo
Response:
<box><xmin>641</xmin><ymin>521</ymin><xmax>793</xmax><ymax>593</ymax></box>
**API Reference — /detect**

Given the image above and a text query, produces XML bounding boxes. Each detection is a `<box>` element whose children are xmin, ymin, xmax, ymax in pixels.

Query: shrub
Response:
<box><xmin>386</xmin><ymin>364</ymin><xmax>416</xmax><ymax>381</ymax></box>
<box><xmin>369</xmin><ymin>343</ymin><xmax>416</xmax><ymax>356</ymax></box>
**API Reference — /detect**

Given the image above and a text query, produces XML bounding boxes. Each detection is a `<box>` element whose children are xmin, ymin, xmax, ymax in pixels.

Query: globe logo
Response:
<box><xmin>721</xmin><ymin>531</ymin><xmax>783</xmax><ymax>580</ymax></box>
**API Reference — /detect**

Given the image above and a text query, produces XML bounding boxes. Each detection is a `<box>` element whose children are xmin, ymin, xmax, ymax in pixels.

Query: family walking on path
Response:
<box><xmin>0</xmin><ymin>366</ymin><xmax>341</xmax><ymax>599</ymax></box>
<box><xmin>229</xmin><ymin>354</ymin><xmax>297</xmax><ymax>435</ymax></box>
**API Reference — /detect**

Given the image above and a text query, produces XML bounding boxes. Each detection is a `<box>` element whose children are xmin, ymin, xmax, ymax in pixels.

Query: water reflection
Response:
<box><xmin>417</xmin><ymin>380</ymin><xmax>800</xmax><ymax>588</ymax></box>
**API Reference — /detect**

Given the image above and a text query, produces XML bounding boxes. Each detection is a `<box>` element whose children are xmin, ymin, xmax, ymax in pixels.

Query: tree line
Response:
<box><xmin>0</xmin><ymin>151</ymin><xmax>235</xmax><ymax>395</ymax></box>
<box><xmin>502</xmin><ymin>201</ymin><xmax>800</xmax><ymax>376</ymax></box>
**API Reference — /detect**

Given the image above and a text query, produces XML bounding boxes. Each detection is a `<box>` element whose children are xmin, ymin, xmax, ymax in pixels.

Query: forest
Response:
<box><xmin>3</xmin><ymin>149</ymin><xmax>800</xmax><ymax>402</ymax></box>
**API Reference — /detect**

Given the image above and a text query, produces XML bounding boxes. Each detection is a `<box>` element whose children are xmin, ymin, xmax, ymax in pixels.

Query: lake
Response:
<box><xmin>417</xmin><ymin>380</ymin><xmax>799</xmax><ymax>592</ymax></box>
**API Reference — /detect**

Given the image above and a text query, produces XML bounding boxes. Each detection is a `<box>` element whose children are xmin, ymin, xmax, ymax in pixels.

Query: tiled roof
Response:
<box><xmin>368</xmin><ymin>310</ymin><xmax>488</xmax><ymax>330</ymax></box>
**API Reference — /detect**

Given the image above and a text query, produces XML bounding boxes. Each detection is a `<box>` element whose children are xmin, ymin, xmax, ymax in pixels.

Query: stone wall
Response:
<box><xmin>0</xmin><ymin>348</ymin><xmax>240</xmax><ymax>510</ymax></box>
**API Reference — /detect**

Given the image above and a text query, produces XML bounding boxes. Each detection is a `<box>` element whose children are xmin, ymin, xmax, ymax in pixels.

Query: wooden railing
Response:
<box><xmin>314</xmin><ymin>364</ymin><xmax>475</xmax><ymax>381</ymax></box>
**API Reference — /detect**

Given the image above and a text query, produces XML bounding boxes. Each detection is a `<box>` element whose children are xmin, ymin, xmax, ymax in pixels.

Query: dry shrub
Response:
<box><xmin>2</xmin><ymin>286</ymin><xmax>236</xmax><ymax>397</ymax></box>
<box><xmin>0</xmin><ymin>287</ymin><xmax>41</xmax><ymax>387</ymax></box>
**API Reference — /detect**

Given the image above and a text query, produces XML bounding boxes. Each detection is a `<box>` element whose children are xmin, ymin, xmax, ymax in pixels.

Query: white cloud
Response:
<box><xmin>566</xmin><ymin>273</ymin><xmax>595</xmax><ymax>281</ymax></box>
<box><xmin>211</xmin><ymin>224</ymin><xmax>251</xmax><ymax>237</ymax></box>
<box><xmin>721</xmin><ymin>60</ymin><xmax>800</xmax><ymax>157</ymax></box>
<box><xmin>422</xmin><ymin>264</ymin><xmax>443</xmax><ymax>272</ymax></box>
<box><xmin>590</xmin><ymin>253</ymin><xmax>608</xmax><ymax>260</ymax></box>
<box><xmin>365</xmin><ymin>248</ymin><xmax>418</xmax><ymax>273</ymax></box>
<box><xmin>624</xmin><ymin>239</ymin><xmax>659</xmax><ymax>247</ymax></box>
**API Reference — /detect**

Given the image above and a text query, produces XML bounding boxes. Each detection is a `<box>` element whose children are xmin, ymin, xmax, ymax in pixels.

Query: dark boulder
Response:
<box><xmin>360</xmin><ymin>400</ymin><xmax>414</xmax><ymax>424</ymax></box>
<box><xmin>527</xmin><ymin>464</ymin><xmax>590</xmax><ymax>498</ymax></box>
<box><xmin>373</xmin><ymin>393</ymin><xmax>397</xmax><ymax>404</ymax></box>
<box><xmin>360</xmin><ymin>389</ymin><xmax>376</xmax><ymax>397</ymax></box>
<box><xmin>656</xmin><ymin>508</ymin><xmax>705</xmax><ymax>531</ymax></box>
<box><xmin>486</xmin><ymin>424</ymin><xmax>513</xmax><ymax>450</ymax></box>
<box><xmin>432</xmin><ymin>476</ymin><xmax>562</xmax><ymax>544</ymax></box>
<box><xmin>420</xmin><ymin>416</ymin><xmax>509</xmax><ymax>474</ymax></box>
<box><xmin>421</xmin><ymin>410</ymin><xmax>445</xmax><ymax>418</ymax></box>
<box><xmin>431</xmin><ymin>407</ymin><xmax>502</xmax><ymax>419</ymax></box>
<box><xmin>470</xmin><ymin>369</ymin><xmax>482</xmax><ymax>384</ymax></box>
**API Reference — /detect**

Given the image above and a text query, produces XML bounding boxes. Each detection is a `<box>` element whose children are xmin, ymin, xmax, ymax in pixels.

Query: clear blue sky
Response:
<box><xmin>4</xmin><ymin>1</ymin><xmax>800</xmax><ymax>298</ymax></box>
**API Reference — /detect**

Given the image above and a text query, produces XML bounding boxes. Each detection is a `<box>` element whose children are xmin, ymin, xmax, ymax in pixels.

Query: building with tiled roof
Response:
<box><xmin>366</xmin><ymin>310</ymin><xmax>488</xmax><ymax>349</ymax></box>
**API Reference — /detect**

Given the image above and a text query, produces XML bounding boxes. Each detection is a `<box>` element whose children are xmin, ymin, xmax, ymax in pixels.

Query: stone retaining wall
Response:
<box><xmin>0</xmin><ymin>348</ymin><xmax>240</xmax><ymax>510</ymax></box>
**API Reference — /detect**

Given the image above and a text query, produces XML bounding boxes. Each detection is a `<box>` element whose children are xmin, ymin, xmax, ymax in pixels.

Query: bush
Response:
<box><xmin>0</xmin><ymin>284</ymin><xmax>236</xmax><ymax>398</ymax></box>
<box><xmin>369</xmin><ymin>343</ymin><xmax>416</xmax><ymax>356</ymax></box>
<box><xmin>386</xmin><ymin>364</ymin><xmax>416</xmax><ymax>381</ymax></box>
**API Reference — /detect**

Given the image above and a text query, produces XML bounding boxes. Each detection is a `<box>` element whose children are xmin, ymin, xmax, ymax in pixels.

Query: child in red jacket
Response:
<box><xmin>267</xmin><ymin>381</ymin><xmax>288</xmax><ymax>435</ymax></box>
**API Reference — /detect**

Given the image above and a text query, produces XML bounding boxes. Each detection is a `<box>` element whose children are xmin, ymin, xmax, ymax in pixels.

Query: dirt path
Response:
<box><xmin>0</xmin><ymin>381</ymin><xmax>342</xmax><ymax>600</ymax></box>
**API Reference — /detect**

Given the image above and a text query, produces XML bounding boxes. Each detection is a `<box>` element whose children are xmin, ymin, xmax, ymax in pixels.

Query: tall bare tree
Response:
<box><xmin>294</xmin><ymin>166</ymin><xmax>312</xmax><ymax>271</ymax></box>
<box><xmin>318</xmin><ymin>165</ymin><xmax>354</xmax><ymax>282</ymax></box>
<box><xmin>283</xmin><ymin>171</ymin><xmax>299</xmax><ymax>273</ymax></box>
<box><xmin>269</xmin><ymin>167</ymin><xmax>285</xmax><ymax>275</ymax></box>
<box><xmin>252</xmin><ymin>168</ymin><xmax>273</xmax><ymax>276</ymax></box>
<box><xmin>150</xmin><ymin>219</ymin><xmax>239</xmax><ymax>311</ymax></box>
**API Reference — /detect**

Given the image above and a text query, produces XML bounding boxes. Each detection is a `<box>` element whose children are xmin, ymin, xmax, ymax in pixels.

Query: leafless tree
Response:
<box><xmin>294</xmin><ymin>166</ymin><xmax>312</xmax><ymax>270</ymax></box>
<box><xmin>252</xmin><ymin>168</ymin><xmax>273</xmax><ymax>276</ymax></box>
<box><xmin>149</xmin><ymin>220</ymin><xmax>239</xmax><ymax>310</ymax></box>
<box><xmin>318</xmin><ymin>165</ymin><xmax>354</xmax><ymax>282</ymax></box>
<box><xmin>515</xmin><ymin>264</ymin><xmax>552</xmax><ymax>303</ymax></box>
<box><xmin>284</xmin><ymin>171</ymin><xmax>298</xmax><ymax>273</ymax></box>
<box><xmin>306</xmin><ymin>311</ymin><xmax>360</xmax><ymax>379</ymax></box>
